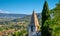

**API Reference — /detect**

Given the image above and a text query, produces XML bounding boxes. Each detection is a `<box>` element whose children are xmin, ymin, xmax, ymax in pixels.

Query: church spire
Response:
<box><xmin>28</xmin><ymin>10</ymin><xmax>40</xmax><ymax>36</ymax></box>
<box><xmin>30</xmin><ymin>10</ymin><xmax>40</xmax><ymax>31</ymax></box>
<box><xmin>30</xmin><ymin>10</ymin><xmax>39</xmax><ymax>26</ymax></box>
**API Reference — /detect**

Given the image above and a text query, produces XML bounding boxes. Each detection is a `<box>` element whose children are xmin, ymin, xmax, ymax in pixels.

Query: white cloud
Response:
<box><xmin>0</xmin><ymin>10</ymin><xmax>10</xmax><ymax>14</ymax></box>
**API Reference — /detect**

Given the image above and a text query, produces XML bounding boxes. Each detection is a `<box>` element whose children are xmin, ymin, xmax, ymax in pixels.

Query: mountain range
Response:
<box><xmin>0</xmin><ymin>13</ymin><xmax>27</xmax><ymax>18</ymax></box>
<box><xmin>0</xmin><ymin>13</ymin><xmax>41</xmax><ymax>18</ymax></box>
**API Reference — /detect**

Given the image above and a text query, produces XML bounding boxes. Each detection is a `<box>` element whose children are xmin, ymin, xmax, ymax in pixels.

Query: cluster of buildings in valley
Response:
<box><xmin>0</xmin><ymin>29</ymin><xmax>15</xmax><ymax>36</ymax></box>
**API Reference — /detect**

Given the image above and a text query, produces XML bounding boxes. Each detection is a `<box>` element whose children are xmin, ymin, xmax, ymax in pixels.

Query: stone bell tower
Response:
<box><xmin>28</xmin><ymin>10</ymin><xmax>40</xmax><ymax>36</ymax></box>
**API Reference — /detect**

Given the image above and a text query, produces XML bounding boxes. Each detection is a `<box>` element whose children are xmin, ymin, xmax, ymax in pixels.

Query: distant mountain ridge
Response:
<box><xmin>11</xmin><ymin>13</ymin><xmax>41</xmax><ymax>22</ymax></box>
<box><xmin>0</xmin><ymin>13</ymin><xmax>27</xmax><ymax>18</ymax></box>
<box><xmin>0</xmin><ymin>13</ymin><xmax>41</xmax><ymax>18</ymax></box>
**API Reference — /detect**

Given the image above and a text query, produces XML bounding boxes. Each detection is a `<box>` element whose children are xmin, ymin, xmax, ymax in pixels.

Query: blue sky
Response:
<box><xmin>0</xmin><ymin>0</ymin><xmax>59</xmax><ymax>14</ymax></box>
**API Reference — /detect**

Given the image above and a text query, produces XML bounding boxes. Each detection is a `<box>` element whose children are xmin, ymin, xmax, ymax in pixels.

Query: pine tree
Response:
<box><xmin>41</xmin><ymin>1</ymin><xmax>50</xmax><ymax>36</ymax></box>
<box><xmin>42</xmin><ymin>1</ymin><xmax>50</xmax><ymax>25</ymax></box>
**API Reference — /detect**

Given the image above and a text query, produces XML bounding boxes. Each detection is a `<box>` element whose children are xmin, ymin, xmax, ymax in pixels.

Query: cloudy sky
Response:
<box><xmin>0</xmin><ymin>0</ymin><xmax>59</xmax><ymax>14</ymax></box>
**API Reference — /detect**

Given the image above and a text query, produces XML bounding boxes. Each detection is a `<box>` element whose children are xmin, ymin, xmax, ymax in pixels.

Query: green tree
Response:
<box><xmin>42</xmin><ymin>1</ymin><xmax>50</xmax><ymax>25</ymax></box>
<box><xmin>51</xmin><ymin>2</ymin><xmax>60</xmax><ymax>35</ymax></box>
<box><xmin>41</xmin><ymin>1</ymin><xmax>51</xmax><ymax>36</ymax></box>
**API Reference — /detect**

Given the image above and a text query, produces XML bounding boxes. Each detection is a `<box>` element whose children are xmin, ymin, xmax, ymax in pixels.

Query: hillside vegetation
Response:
<box><xmin>41</xmin><ymin>1</ymin><xmax>60</xmax><ymax>36</ymax></box>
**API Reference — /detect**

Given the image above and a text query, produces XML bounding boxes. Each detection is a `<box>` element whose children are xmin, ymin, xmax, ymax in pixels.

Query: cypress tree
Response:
<box><xmin>42</xmin><ymin>1</ymin><xmax>50</xmax><ymax>25</ymax></box>
<box><xmin>41</xmin><ymin>1</ymin><xmax>50</xmax><ymax>36</ymax></box>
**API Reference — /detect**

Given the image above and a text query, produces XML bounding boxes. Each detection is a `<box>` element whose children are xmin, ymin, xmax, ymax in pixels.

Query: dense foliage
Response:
<box><xmin>41</xmin><ymin>1</ymin><xmax>51</xmax><ymax>36</ymax></box>
<box><xmin>41</xmin><ymin>1</ymin><xmax>60</xmax><ymax>36</ymax></box>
